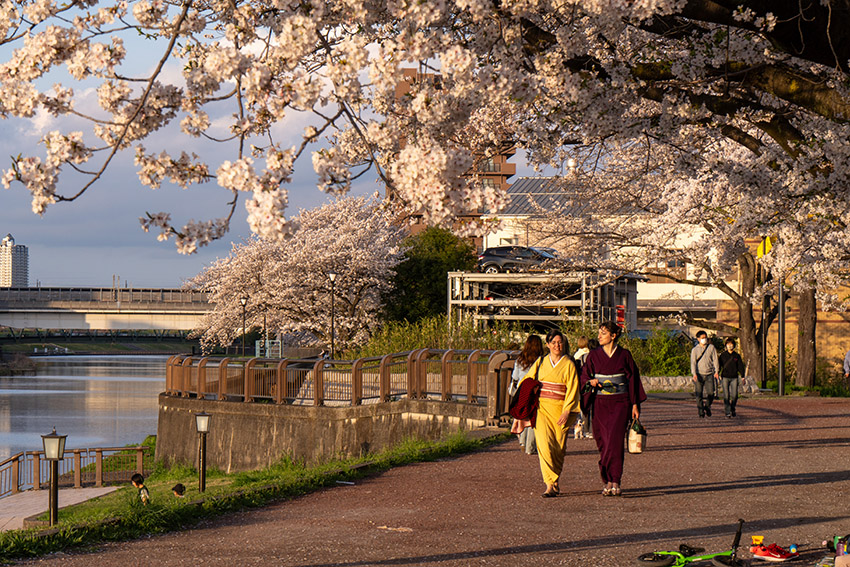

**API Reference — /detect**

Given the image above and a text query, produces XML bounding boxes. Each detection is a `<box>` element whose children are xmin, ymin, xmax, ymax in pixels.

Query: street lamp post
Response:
<box><xmin>328</xmin><ymin>273</ymin><xmax>337</xmax><ymax>359</ymax></box>
<box><xmin>195</xmin><ymin>412</ymin><xmax>211</xmax><ymax>493</ymax></box>
<box><xmin>240</xmin><ymin>296</ymin><xmax>249</xmax><ymax>356</ymax></box>
<box><xmin>41</xmin><ymin>428</ymin><xmax>67</xmax><ymax>527</ymax></box>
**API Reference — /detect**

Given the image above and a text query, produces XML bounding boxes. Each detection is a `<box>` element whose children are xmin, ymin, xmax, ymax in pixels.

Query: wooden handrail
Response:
<box><xmin>162</xmin><ymin>349</ymin><xmax>521</xmax><ymax>409</ymax></box>
<box><xmin>0</xmin><ymin>446</ymin><xmax>151</xmax><ymax>499</ymax></box>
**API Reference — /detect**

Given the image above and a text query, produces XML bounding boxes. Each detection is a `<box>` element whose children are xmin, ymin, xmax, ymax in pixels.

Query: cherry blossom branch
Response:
<box><xmin>57</xmin><ymin>0</ymin><xmax>192</xmax><ymax>203</ymax></box>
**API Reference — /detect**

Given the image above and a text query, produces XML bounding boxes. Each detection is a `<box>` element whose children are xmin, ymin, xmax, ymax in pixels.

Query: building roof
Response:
<box><xmin>494</xmin><ymin>177</ymin><xmax>640</xmax><ymax>217</ymax></box>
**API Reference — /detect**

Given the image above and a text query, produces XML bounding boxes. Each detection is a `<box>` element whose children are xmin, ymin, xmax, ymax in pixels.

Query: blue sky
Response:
<box><xmin>0</xmin><ymin>146</ymin><xmax>368</xmax><ymax>287</ymax></box>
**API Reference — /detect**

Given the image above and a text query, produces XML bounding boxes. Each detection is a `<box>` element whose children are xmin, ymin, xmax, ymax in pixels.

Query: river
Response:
<box><xmin>0</xmin><ymin>355</ymin><xmax>166</xmax><ymax>462</ymax></box>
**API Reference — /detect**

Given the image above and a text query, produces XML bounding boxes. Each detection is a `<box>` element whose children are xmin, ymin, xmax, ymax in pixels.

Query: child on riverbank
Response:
<box><xmin>131</xmin><ymin>473</ymin><xmax>150</xmax><ymax>506</ymax></box>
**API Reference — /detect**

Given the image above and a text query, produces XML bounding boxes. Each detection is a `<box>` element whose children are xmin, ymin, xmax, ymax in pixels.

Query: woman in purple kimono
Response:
<box><xmin>579</xmin><ymin>321</ymin><xmax>647</xmax><ymax>496</ymax></box>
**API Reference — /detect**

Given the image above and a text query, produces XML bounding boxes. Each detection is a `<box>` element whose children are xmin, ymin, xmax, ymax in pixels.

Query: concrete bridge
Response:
<box><xmin>0</xmin><ymin>287</ymin><xmax>209</xmax><ymax>330</ymax></box>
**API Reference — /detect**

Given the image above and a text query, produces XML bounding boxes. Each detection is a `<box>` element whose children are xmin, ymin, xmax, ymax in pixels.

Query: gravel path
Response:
<box><xmin>18</xmin><ymin>395</ymin><xmax>850</xmax><ymax>567</ymax></box>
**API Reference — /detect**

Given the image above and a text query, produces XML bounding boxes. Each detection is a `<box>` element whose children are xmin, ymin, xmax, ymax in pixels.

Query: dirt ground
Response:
<box><xmin>17</xmin><ymin>394</ymin><xmax>850</xmax><ymax>567</ymax></box>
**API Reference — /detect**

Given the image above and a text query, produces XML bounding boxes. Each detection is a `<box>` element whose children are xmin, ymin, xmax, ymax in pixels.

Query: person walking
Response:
<box><xmin>691</xmin><ymin>330</ymin><xmax>719</xmax><ymax>418</ymax></box>
<box><xmin>509</xmin><ymin>334</ymin><xmax>544</xmax><ymax>455</ymax></box>
<box><xmin>718</xmin><ymin>338</ymin><xmax>745</xmax><ymax>418</ymax></box>
<box><xmin>517</xmin><ymin>330</ymin><xmax>580</xmax><ymax>498</ymax></box>
<box><xmin>580</xmin><ymin>321</ymin><xmax>646</xmax><ymax>497</ymax></box>
<box><xmin>844</xmin><ymin>348</ymin><xmax>850</xmax><ymax>383</ymax></box>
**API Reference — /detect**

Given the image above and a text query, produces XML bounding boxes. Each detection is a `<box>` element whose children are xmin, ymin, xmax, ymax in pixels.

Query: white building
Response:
<box><xmin>0</xmin><ymin>234</ymin><xmax>28</xmax><ymax>287</ymax></box>
<box><xmin>482</xmin><ymin>178</ymin><xmax>730</xmax><ymax>328</ymax></box>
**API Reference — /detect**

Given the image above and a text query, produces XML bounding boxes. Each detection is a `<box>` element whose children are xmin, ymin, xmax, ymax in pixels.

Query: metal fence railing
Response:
<box><xmin>165</xmin><ymin>349</ymin><xmax>518</xmax><ymax>408</ymax></box>
<box><xmin>0</xmin><ymin>446</ymin><xmax>152</xmax><ymax>500</ymax></box>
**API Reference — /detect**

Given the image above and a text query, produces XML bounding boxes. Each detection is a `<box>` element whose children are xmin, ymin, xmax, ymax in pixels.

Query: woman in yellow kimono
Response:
<box><xmin>520</xmin><ymin>330</ymin><xmax>580</xmax><ymax>497</ymax></box>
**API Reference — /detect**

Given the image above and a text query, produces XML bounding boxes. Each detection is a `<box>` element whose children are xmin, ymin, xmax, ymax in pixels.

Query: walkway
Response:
<box><xmin>0</xmin><ymin>487</ymin><xmax>117</xmax><ymax>531</ymax></box>
<box><xmin>12</xmin><ymin>395</ymin><xmax>850</xmax><ymax>566</ymax></box>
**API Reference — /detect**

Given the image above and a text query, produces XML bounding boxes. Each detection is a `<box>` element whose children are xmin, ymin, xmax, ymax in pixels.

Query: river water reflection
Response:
<box><xmin>0</xmin><ymin>355</ymin><xmax>166</xmax><ymax>461</ymax></box>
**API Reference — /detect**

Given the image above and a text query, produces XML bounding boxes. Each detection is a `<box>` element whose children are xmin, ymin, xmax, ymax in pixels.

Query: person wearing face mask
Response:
<box><xmin>718</xmin><ymin>337</ymin><xmax>745</xmax><ymax>418</ymax></box>
<box><xmin>691</xmin><ymin>330</ymin><xmax>720</xmax><ymax>418</ymax></box>
<box><xmin>517</xmin><ymin>329</ymin><xmax>580</xmax><ymax>498</ymax></box>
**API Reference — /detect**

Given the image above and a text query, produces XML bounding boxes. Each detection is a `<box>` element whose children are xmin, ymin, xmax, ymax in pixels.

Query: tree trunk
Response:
<box><xmin>796</xmin><ymin>288</ymin><xmax>817</xmax><ymax>388</ymax></box>
<box><xmin>735</xmin><ymin>252</ymin><xmax>764</xmax><ymax>385</ymax></box>
<box><xmin>737</xmin><ymin>295</ymin><xmax>763</xmax><ymax>385</ymax></box>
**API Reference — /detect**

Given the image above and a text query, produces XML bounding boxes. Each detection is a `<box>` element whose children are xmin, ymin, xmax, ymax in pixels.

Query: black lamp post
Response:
<box><xmin>195</xmin><ymin>412</ymin><xmax>211</xmax><ymax>493</ymax></box>
<box><xmin>328</xmin><ymin>273</ymin><xmax>336</xmax><ymax>359</ymax></box>
<box><xmin>239</xmin><ymin>296</ymin><xmax>249</xmax><ymax>356</ymax></box>
<box><xmin>41</xmin><ymin>427</ymin><xmax>67</xmax><ymax>527</ymax></box>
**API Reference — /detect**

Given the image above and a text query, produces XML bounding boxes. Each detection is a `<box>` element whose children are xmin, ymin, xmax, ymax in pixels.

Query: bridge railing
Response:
<box><xmin>0</xmin><ymin>287</ymin><xmax>209</xmax><ymax>305</ymax></box>
<box><xmin>165</xmin><ymin>350</ymin><xmax>519</xmax><ymax>410</ymax></box>
<box><xmin>0</xmin><ymin>446</ymin><xmax>152</xmax><ymax>500</ymax></box>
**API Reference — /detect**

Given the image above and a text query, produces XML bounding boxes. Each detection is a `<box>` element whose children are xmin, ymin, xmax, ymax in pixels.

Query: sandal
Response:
<box><xmin>610</xmin><ymin>485</ymin><xmax>622</xmax><ymax>496</ymax></box>
<box><xmin>552</xmin><ymin>482</ymin><xmax>560</xmax><ymax>494</ymax></box>
<box><xmin>602</xmin><ymin>485</ymin><xmax>612</xmax><ymax>496</ymax></box>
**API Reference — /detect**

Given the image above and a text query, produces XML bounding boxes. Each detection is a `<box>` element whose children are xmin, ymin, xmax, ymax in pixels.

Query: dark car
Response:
<box><xmin>476</xmin><ymin>246</ymin><xmax>558</xmax><ymax>273</ymax></box>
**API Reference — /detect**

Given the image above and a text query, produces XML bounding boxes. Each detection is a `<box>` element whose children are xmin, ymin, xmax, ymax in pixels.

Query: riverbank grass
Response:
<box><xmin>0</xmin><ymin>431</ymin><xmax>509</xmax><ymax>562</ymax></box>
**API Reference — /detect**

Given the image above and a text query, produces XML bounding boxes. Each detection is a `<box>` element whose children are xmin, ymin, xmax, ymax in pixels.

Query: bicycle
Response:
<box><xmin>634</xmin><ymin>518</ymin><xmax>746</xmax><ymax>567</ymax></box>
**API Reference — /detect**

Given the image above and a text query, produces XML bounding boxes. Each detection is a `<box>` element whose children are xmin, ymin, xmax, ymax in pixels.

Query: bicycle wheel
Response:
<box><xmin>634</xmin><ymin>553</ymin><xmax>676</xmax><ymax>566</ymax></box>
<box><xmin>711</xmin><ymin>555</ymin><xmax>748</xmax><ymax>567</ymax></box>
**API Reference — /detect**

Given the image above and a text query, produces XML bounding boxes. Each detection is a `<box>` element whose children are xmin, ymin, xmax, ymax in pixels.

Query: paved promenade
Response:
<box><xmin>0</xmin><ymin>487</ymin><xmax>117</xmax><ymax>532</ymax></box>
<box><xmin>11</xmin><ymin>395</ymin><xmax>850</xmax><ymax>566</ymax></box>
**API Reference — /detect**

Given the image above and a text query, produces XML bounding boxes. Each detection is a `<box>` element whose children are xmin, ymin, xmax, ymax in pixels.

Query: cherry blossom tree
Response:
<box><xmin>2</xmin><ymin>0</ymin><xmax>850</xmax><ymax>379</ymax></box>
<box><xmin>3</xmin><ymin>1</ymin><xmax>846</xmax><ymax>249</ymax></box>
<box><xmin>187</xmin><ymin>196</ymin><xmax>404</xmax><ymax>352</ymax></box>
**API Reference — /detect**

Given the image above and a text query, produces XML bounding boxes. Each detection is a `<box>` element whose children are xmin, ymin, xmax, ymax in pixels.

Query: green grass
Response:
<box><xmin>0</xmin><ymin>431</ymin><xmax>509</xmax><ymax>562</ymax></box>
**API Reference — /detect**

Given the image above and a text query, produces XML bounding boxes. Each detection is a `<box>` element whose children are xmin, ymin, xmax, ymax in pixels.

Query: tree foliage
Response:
<box><xmin>383</xmin><ymin>227</ymin><xmax>476</xmax><ymax>323</ymax></box>
<box><xmin>2</xmin><ymin>0</ymin><xmax>849</xmax><ymax>383</ymax></box>
<box><xmin>187</xmin><ymin>196</ymin><xmax>403</xmax><ymax>351</ymax></box>
<box><xmin>2</xmin><ymin>0</ymin><xmax>846</xmax><ymax>256</ymax></box>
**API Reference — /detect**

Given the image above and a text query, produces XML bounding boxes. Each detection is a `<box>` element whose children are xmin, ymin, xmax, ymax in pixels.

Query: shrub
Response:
<box><xmin>346</xmin><ymin>315</ymin><xmax>523</xmax><ymax>358</ymax></box>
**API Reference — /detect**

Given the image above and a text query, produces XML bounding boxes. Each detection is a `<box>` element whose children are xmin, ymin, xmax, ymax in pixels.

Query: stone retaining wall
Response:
<box><xmin>156</xmin><ymin>394</ymin><xmax>490</xmax><ymax>473</ymax></box>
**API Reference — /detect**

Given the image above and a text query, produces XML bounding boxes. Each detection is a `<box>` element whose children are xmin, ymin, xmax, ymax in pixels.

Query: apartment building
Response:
<box><xmin>0</xmin><ymin>234</ymin><xmax>28</xmax><ymax>287</ymax></box>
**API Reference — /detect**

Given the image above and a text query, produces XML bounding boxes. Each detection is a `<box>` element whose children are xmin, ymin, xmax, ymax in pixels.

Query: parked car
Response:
<box><xmin>476</xmin><ymin>246</ymin><xmax>559</xmax><ymax>273</ymax></box>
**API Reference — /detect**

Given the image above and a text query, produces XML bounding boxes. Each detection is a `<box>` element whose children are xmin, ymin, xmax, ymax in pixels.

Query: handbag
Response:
<box><xmin>627</xmin><ymin>417</ymin><xmax>647</xmax><ymax>454</ymax></box>
<box><xmin>508</xmin><ymin>357</ymin><xmax>543</xmax><ymax>426</ymax></box>
<box><xmin>580</xmin><ymin>381</ymin><xmax>598</xmax><ymax>416</ymax></box>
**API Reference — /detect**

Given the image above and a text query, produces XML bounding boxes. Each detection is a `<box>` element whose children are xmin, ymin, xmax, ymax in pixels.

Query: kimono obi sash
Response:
<box><xmin>539</xmin><ymin>381</ymin><xmax>567</xmax><ymax>401</ymax></box>
<box><xmin>596</xmin><ymin>373</ymin><xmax>627</xmax><ymax>395</ymax></box>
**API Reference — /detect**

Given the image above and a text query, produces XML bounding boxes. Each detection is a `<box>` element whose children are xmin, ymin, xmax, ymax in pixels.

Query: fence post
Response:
<box><xmin>95</xmin><ymin>450</ymin><xmax>103</xmax><ymax>487</ymax></box>
<box><xmin>466</xmin><ymin>349</ymin><xmax>481</xmax><ymax>404</ymax></box>
<box><xmin>198</xmin><ymin>357</ymin><xmax>209</xmax><ymax>398</ymax></box>
<box><xmin>275</xmin><ymin>360</ymin><xmax>289</xmax><ymax>403</ymax></box>
<box><xmin>405</xmin><ymin>350</ymin><xmax>420</xmax><ymax>399</ymax></box>
<box><xmin>11</xmin><ymin>455</ymin><xmax>19</xmax><ymax>494</ymax></box>
<box><xmin>312</xmin><ymin>360</ymin><xmax>324</xmax><ymax>406</ymax></box>
<box><xmin>181</xmin><ymin>357</ymin><xmax>194</xmax><ymax>397</ymax></box>
<box><xmin>351</xmin><ymin>358</ymin><xmax>364</xmax><ymax>405</ymax></box>
<box><xmin>136</xmin><ymin>447</ymin><xmax>145</xmax><ymax>475</ymax></box>
<box><xmin>165</xmin><ymin>355</ymin><xmax>175</xmax><ymax>394</ymax></box>
<box><xmin>441</xmin><ymin>350</ymin><xmax>455</xmax><ymax>401</ymax></box>
<box><xmin>218</xmin><ymin>358</ymin><xmax>230</xmax><ymax>400</ymax></box>
<box><xmin>415</xmin><ymin>349</ymin><xmax>431</xmax><ymax>398</ymax></box>
<box><xmin>33</xmin><ymin>453</ymin><xmax>41</xmax><ymax>490</ymax></box>
<box><xmin>74</xmin><ymin>450</ymin><xmax>82</xmax><ymax>488</ymax></box>
<box><xmin>244</xmin><ymin>358</ymin><xmax>258</xmax><ymax>403</ymax></box>
<box><xmin>379</xmin><ymin>355</ymin><xmax>392</xmax><ymax>402</ymax></box>
<box><xmin>486</xmin><ymin>352</ymin><xmax>510</xmax><ymax>422</ymax></box>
